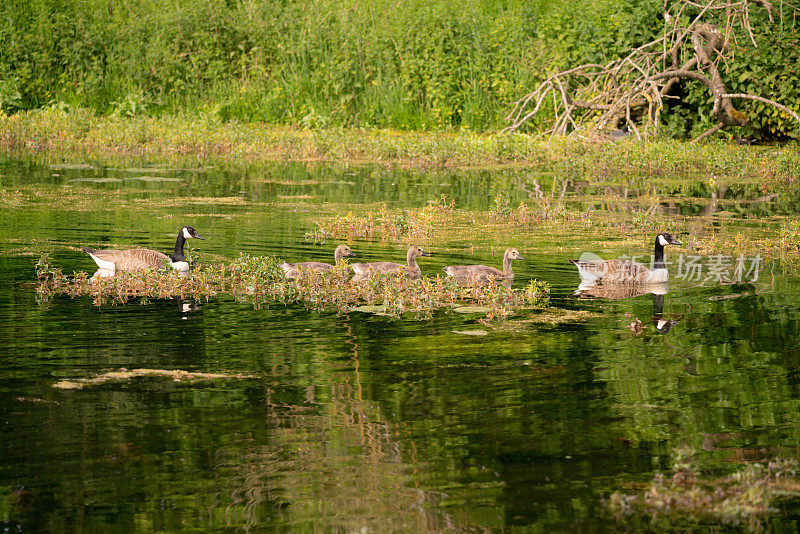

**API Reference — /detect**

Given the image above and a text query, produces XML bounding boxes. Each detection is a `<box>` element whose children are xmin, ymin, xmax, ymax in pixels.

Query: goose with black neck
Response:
<box><xmin>569</xmin><ymin>232</ymin><xmax>683</xmax><ymax>284</ymax></box>
<box><xmin>82</xmin><ymin>225</ymin><xmax>205</xmax><ymax>273</ymax></box>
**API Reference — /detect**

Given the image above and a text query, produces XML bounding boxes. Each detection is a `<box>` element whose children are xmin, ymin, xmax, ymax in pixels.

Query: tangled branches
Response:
<box><xmin>504</xmin><ymin>0</ymin><xmax>800</xmax><ymax>142</ymax></box>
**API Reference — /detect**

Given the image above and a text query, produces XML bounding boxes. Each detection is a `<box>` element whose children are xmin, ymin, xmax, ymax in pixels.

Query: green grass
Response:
<box><xmin>2</xmin><ymin>109</ymin><xmax>800</xmax><ymax>183</ymax></box>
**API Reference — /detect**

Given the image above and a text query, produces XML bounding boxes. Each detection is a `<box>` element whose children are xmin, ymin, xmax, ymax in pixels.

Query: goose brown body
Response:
<box><xmin>82</xmin><ymin>226</ymin><xmax>204</xmax><ymax>273</ymax></box>
<box><xmin>350</xmin><ymin>245</ymin><xmax>430</xmax><ymax>281</ymax></box>
<box><xmin>443</xmin><ymin>248</ymin><xmax>524</xmax><ymax>285</ymax></box>
<box><xmin>569</xmin><ymin>233</ymin><xmax>682</xmax><ymax>285</ymax></box>
<box><xmin>81</xmin><ymin>247</ymin><xmax>170</xmax><ymax>271</ymax></box>
<box><xmin>280</xmin><ymin>244</ymin><xmax>354</xmax><ymax>279</ymax></box>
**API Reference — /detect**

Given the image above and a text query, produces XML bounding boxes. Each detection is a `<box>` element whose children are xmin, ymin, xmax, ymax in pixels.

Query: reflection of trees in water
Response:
<box><xmin>224</xmin><ymin>321</ymin><xmax>468</xmax><ymax>532</ymax></box>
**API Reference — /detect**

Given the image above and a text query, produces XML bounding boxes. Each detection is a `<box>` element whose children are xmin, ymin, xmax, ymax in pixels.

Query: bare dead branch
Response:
<box><xmin>691</xmin><ymin>121</ymin><xmax>725</xmax><ymax>142</ymax></box>
<box><xmin>502</xmin><ymin>0</ymin><xmax>800</xmax><ymax>141</ymax></box>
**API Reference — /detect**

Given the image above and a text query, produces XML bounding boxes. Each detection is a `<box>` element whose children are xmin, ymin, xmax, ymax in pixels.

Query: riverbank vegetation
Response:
<box><xmin>2</xmin><ymin>109</ymin><xmax>800</xmax><ymax>183</ymax></box>
<box><xmin>3</xmin><ymin>0</ymin><xmax>799</xmax><ymax>140</ymax></box>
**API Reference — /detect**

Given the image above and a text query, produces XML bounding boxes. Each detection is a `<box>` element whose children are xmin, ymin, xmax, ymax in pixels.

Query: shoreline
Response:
<box><xmin>1</xmin><ymin>109</ymin><xmax>798</xmax><ymax>182</ymax></box>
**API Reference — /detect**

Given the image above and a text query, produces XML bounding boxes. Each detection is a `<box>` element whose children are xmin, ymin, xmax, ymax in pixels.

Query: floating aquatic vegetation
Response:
<box><xmin>53</xmin><ymin>368</ymin><xmax>254</xmax><ymax>389</ymax></box>
<box><xmin>607</xmin><ymin>446</ymin><xmax>800</xmax><ymax>530</ymax></box>
<box><xmin>35</xmin><ymin>253</ymin><xmax>550</xmax><ymax>319</ymax></box>
<box><xmin>306</xmin><ymin>194</ymin><xmax>454</xmax><ymax>243</ymax></box>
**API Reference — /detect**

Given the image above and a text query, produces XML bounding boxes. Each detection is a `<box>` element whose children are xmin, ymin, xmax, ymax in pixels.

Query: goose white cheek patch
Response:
<box><xmin>659</xmin><ymin>235</ymin><xmax>669</xmax><ymax>246</ymax></box>
<box><xmin>183</xmin><ymin>227</ymin><xmax>193</xmax><ymax>239</ymax></box>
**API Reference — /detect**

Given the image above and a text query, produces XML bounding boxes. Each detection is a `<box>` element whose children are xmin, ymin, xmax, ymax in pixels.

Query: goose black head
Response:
<box><xmin>656</xmin><ymin>232</ymin><xmax>682</xmax><ymax>246</ymax></box>
<box><xmin>181</xmin><ymin>226</ymin><xmax>205</xmax><ymax>240</ymax></box>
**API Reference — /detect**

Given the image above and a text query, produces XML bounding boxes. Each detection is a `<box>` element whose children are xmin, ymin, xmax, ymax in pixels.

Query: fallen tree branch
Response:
<box><xmin>503</xmin><ymin>0</ymin><xmax>800</xmax><ymax>140</ymax></box>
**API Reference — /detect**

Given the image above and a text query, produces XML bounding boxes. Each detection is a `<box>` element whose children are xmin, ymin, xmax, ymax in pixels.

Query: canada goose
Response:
<box><xmin>350</xmin><ymin>245</ymin><xmax>430</xmax><ymax>281</ymax></box>
<box><xmin>569</xmin><ymin>232</ymin><xmax>682</xmax><ymax>284</ymax></box>
<box><xmin>82</xmin><ymin>226</ymin><xmax>204</xmax><ymax>273</ymax></box>
<box><xmin>280</xmin><ymin>244</ymin><xmax>355</xmax><ymax>279</ymax></box>
<box><xmin>443</xmin><ymin>248</ymin><xmax>524</xmax><ymax>285</ymax></box>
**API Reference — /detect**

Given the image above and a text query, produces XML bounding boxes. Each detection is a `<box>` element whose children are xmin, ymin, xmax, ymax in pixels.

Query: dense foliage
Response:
<box><xmin>1</xmin><ymin>0</ymin><xmax>798</xmax><ymax>138</ymax></box>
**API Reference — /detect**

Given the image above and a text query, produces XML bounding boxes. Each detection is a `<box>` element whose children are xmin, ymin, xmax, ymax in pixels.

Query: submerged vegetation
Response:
<box><xmin>608</xmin><ymin>447</ymin><xmax>800</xmax><ymax>530</ymax></box>
<box><xmin>35</xmin><ymin>254</ymin><xmax>550</xmax><ymax>319</ymax></box>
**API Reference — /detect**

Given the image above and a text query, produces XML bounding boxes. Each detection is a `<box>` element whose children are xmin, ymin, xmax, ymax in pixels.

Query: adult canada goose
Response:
<box><xmin>280</xmin><ymin>244</ymin><xmax>355</xmax><ymax>279</ymax></box>
<box><xmin>443</xmin><ymin>248</ymin><xmax>524</xmax><ymax>285</ymax></box>
<box><xmin>569</xmin><ymin>232</ymin><xmax>682</xmax><ymax>284</ymax></box>
<box><xmin>350</xmin><ymin>245</ymin><xmax>430</xmax><ymax>281</ymax></box>
<box><xmin>82</xmin><ymin>226</ymin><xmax>204</xmax><ymax>273</ymax></box>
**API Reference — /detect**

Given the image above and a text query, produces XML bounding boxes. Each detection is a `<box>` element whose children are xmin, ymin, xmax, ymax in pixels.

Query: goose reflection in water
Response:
<box><xmin>90</xmin><ymin>268</ymin><xmax>190</xmax><ymax>282</ymax></box>
<box><xmin>573</xmin><ymin>281</ymin><xmax>680</xmax><ymax>334</ymax></box>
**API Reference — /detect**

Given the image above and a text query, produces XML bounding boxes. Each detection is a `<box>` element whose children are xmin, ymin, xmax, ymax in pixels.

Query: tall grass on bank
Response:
<box><xmin>0</xmin><ymin>0</ymin><xmax>549</xmax><ymax>131</ymax></box>
<box><xmin>3</xmin><ymin>0</ymin><xmax>799</xmax><ymax>138</ymax></box>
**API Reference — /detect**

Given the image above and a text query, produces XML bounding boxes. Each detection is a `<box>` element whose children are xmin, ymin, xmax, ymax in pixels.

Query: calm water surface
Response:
<box><xmin>2</xmin><ymin>157</ymin><xmax>800</xmax><ymax>531</ymax></box>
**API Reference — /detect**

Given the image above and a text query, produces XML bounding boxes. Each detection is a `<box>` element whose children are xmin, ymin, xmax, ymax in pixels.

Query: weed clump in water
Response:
<box><xmin>306</xmin><ymin>194</ymin><xmax>454</xmax><ymax>243</ymax></box>
<box><xmin>35</xmin><ymin>253</ymin><xmax>550</xmax><ymax>319</ymax></box>
<box><xmin>607</xmin><ymin>446</ymin><xmax>800</xmax><ymax>529</ymax></box>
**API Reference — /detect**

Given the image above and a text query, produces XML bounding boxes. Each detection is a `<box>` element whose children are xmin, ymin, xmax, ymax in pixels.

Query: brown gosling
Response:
<box><xmin>280</xmin><ymin>244</ymin><xmax>355</xmax><ymax>279</ymax></box>
<box><xmin>350</xmin><ymin>245</ymin><xmax>430</xmax><ymax>281</ymax></box>
<box><xmin>569</xmin><ymin>232</ymin><xmax>682</xmax><ymax>284</ymax></box>
<box><xmin>443</xmin><ymin>247</ymin><xmax>524</xmax><ymax>285</ymax></box>
<box><xmin>82</xmin><ymin>226</ymin><xmax>204</xmax><ymax>273</ymax></box>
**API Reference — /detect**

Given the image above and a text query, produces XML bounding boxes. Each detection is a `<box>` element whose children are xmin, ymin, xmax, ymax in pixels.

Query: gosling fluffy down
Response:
<box><xmin>350</xmin><ymin>245</ymin><xmax>430</xmax><ymax>281</ymax></box>
<box><xmin>280</xmin><ymin>244</ymin><xmax>355</xmax><ymax>279</ymax></box>
<box><xmin>443</xmin><ymin>247</ymin><xmax>524</xmax><ymax>285</ymax></box>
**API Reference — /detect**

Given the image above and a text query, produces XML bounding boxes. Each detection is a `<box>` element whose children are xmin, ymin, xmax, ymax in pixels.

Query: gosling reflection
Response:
<box><xmin>573</xmin><ymin>281</ymin><xmax>680</xmax><ymax>334</ymax></box>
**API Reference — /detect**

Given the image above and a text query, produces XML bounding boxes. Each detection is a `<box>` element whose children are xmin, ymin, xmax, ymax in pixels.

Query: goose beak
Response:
<box><xmin>347</xmin><ymin>251</ymin><xmax>355</xmax><ymax>257</ymax></box>
<box><xmin>518</xmin><ymin>255</ymin><xmax>525</xmax><ymax>260</ymax></box>
<box><xmin>421</xmin><ymin>251</ymin><xmax>431</xmax><ymax>257</ymax></box>
<box><xmin>195</xmin><ymin>235</ymin><xmax>205</xmax><ymax>240</ymax></box>
<box><xmin>670</xmin><ymin>237</ymin><xmax>682</xmax><ymax>245</ymax></box>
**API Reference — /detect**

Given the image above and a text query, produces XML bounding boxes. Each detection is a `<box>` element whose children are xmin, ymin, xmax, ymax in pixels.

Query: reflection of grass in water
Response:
<box><xmin>6</xmin><ymin>178</ymin><xmax>800</xmax><ymax>273</ymax></box>
<box><xmin>608</xmin><ymin>446</ymin><xmax>800</xmax><ymax>530</ymax></box>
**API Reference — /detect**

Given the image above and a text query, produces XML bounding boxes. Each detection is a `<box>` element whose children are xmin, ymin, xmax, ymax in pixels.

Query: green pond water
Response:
<box><xmin>2</xmin><ymin>156</ymin><xmax>800</xmax><ymax>532</ymax></box>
